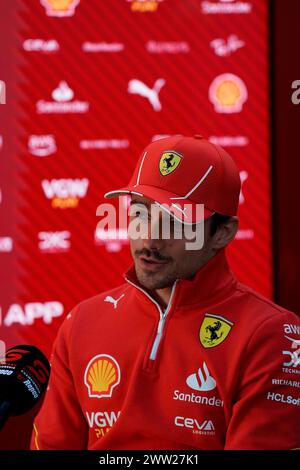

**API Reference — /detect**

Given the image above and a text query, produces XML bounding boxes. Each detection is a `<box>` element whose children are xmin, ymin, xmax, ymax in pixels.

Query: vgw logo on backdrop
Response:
<box><xmin>42</xmin><ymin>178</ymin><xmax>89</xmax><ymax>208</ymax></box>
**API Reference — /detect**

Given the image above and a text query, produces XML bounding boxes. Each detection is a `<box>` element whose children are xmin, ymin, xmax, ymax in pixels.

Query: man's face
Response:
<box><xmin>128</xmin><ymin>196</ymin><xmax>215</xmax><ymax>291</ymax></box>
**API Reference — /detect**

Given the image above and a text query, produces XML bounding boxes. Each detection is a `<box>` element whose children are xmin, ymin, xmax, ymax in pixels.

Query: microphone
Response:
<box><xmin>0</xmin><ymin>345</ymin><xmax>50</xmax><ymax>430</ymax></box>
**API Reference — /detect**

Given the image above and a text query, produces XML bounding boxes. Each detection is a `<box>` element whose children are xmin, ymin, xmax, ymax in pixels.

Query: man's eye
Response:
<box><xmin>173</xmin><ymin>224</ymin><xmax>182</xmax><ymax>235</ymax></box>
<box><xmin>135</xmin><ymin>211</ymin><xmax>148</xmax><ymax>220</ymax></box>
<box><xmin>170</xmin><ymin>219</ymin><xmax>183</xmax><ymax>235</ymax></box>
<box><xmin>130</xmin><ymin>209</ymin><xmax>148</xmax><ymax>220</ymax></box>
<box><xmin>129</xmin><ymin>204</ymin><xmax>148</xmax><ymax>219</ymax></box>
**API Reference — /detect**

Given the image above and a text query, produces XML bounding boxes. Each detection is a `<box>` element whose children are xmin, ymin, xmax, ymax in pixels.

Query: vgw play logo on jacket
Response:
<box><xmin>85</xmin><ymin>410</ymin><xmax>121</xmax><ymax>439</ymax></box>
<box><xmin>84</xmin><ymin>354</ymin><xmax>121</xmax><ymax>399</ymax></box>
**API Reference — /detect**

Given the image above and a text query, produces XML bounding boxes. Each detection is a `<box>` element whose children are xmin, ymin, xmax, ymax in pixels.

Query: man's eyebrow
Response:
<box><xmin>130</xmin><ymin>199</ymin><xmax>151</xmax><ymax>208</ymax></box>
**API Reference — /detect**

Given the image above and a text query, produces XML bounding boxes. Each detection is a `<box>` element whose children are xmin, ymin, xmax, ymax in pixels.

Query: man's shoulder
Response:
<box><xmin>65</xmin><ymin>282</ymin><xmax>132</xmax><ymax>326</ymax></box>
<box><xmin>78</xmin><ymin>282</ymin><xmax>131</xmax><ymax>311</ymax></box>
<box><xmin>54</xmin><ymin>281</ymin><xmax>135</xmax><ymax>348</ymax></box>
<box><xmin>234</xmin><ymin>281</ymin><xmax>299</xmax><ymax>325</ymax></box>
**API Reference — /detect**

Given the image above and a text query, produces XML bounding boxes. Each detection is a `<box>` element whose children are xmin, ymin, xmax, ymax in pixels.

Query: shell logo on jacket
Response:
<box><xmin>84</xmin><ymin>354</ymin><xmax>121</xmax><ymax>399</ymax></box>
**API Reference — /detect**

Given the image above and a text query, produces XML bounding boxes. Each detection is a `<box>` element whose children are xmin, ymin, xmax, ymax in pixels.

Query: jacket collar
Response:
<box><xmin>123</xmin><ymin>248</ymin><xmax>237</xmax><ymax>309</ymax></box>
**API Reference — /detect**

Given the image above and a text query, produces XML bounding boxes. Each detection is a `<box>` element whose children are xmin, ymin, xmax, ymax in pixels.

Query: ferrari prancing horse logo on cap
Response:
<box><xmin>159</xmin><ymin>151</ymin><xmax>182</xmax><ymax>176</ymax></box>
<box><xmin>199</xmin><ymin>313</ymin><xmax>234</xmax><ymax>348</ymax></box>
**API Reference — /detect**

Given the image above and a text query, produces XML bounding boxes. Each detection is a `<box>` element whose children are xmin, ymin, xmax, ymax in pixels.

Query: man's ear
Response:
<box><xmin>212</xmin><ymin>216</ymin><xmax>239</xmax><ymax>250</ymax></box>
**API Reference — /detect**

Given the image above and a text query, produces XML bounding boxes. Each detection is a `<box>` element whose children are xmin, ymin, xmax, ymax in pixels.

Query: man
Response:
<box><xmin>31</xmin><ymin>135</ymin><xmax>300</xmax><ymax>450</ymax></box>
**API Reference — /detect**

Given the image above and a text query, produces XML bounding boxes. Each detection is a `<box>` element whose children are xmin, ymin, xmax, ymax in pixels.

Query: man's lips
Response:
<box><xmin>138</xmin><ymin>255</ymin><xmax>170</xmax><ymax>271</ymax></box>
<box><xmin>139</xmin><ymin>256</ymin><xmax>169</xmax><ymax>264</ymax></box>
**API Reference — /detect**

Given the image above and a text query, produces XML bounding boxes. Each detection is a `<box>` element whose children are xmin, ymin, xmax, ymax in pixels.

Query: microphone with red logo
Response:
<box><xmin>0</xmin><ymin>345</ymin><xmax>50</xmax><ymax>430</ymax></box>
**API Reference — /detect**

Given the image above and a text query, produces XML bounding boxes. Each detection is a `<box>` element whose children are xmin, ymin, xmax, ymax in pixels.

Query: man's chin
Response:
<box><xmin>135</xmin><ymin>268</ymin><xmax>175</xmax><ymax>291</ymax></box>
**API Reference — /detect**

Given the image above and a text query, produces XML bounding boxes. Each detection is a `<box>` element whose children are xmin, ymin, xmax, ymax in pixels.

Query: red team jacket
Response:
<box><xmin>31</xmin><ymin>250</ymin><xmax>300</xmax><ymax>449</ymax></box>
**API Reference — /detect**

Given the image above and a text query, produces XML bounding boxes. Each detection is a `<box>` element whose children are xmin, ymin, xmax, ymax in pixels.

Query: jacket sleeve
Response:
<box><xmin>30</xmin><ymin>307</ymin><xmax>88</xmax><ymax>450</ymax></box>
<box><xmin>225</xmin><ymin>311</ymin><xmax>300</xmax><ymax>449</ymax></box>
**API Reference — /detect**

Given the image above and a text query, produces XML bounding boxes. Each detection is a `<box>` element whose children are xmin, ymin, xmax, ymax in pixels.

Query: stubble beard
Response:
<box><xmin>134</xmin><ymin>263</ymin><xmax>177</xmax><ymax>290</ymax></box>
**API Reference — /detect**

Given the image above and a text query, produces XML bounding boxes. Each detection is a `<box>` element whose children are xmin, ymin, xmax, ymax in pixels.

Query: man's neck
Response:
<box><xmin>149</xmin><ymin>252</ymin><xmax>219</xmax><ymax>309</ymax></box>
<box><xmin>149</xmin><ymin>286</ymin><xmax>173</xmax><ymax>310</ymax></box>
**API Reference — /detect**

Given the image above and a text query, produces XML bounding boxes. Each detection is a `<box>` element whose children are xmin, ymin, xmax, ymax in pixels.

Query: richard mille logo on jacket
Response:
<box><xmin>173</xmin><ymin>362</ymin><xmax>223</xmax><ymax>407</ymax></box>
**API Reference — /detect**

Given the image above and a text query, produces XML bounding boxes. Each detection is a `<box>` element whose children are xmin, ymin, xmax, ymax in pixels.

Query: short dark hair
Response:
<box><xmin>209</xmin><ymin>213</ymin><xmax>231</xmax><ymax>237</ymax></box>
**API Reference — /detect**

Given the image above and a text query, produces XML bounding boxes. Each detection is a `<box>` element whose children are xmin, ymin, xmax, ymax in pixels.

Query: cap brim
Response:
<box><xmin>104</xmin><ymin>185</ymin><xmax>214</xmax><ymax>224</ymax></box>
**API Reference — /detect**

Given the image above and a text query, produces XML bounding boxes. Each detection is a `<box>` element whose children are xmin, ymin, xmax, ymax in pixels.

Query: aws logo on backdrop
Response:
<box><xmin>40</xmin><ymin>0</ymin><xmax>80</xmax><ymax>17</ymax></box>
<box><xmin>41</xmin><ymin>178</ymin><xmax>89</xmax><ymax>209</ymax></box>
<box><xmin>28</xmin><ymin>135</ymin><xmax>57</xmax><ymax>157</ymax></box>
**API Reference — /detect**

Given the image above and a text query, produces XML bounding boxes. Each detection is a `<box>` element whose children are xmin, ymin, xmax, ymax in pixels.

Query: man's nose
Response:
<box><xmin>142</xmin><ymin>215</ymin><xmax>168</xmax><ymax>249</ymax></box>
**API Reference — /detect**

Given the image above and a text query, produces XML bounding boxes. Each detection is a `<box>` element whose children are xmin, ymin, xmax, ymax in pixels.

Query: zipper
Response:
<box><xmin>125</xmin><ymin>277</ymin><xmax>178</xmax><ymax>361</ymax></box>
<box><xmin>149</xmin><ymin>280</ymin><xmax>178</xmax><ymax>360</ymax></box>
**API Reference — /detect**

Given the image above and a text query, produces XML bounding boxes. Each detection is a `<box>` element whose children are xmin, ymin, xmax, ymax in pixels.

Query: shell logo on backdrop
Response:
<box><xmin>209</xmin><ymin>73</ymin><xmax>248</xmax><ymax>113</ymax></box>
<box><xmin>84</xmin><ymin>354</ymin><xmax>121</xmax><ymax>399</ymax></box>
<box><xmin>40</xmin><ymin>0</ymin><xmax>80</xmax><ymax>17</ymax></box>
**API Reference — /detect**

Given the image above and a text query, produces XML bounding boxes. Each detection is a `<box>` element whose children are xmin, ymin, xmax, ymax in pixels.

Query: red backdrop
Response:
<box><xmin>273</xmin><ymin>0</ymin><xmax>300</xmax><ymax>315</ymax></box>
<box><xmin>0</xmin><ymin>0</ymin><xmax>272</xmax><ymax>448</ymax></box>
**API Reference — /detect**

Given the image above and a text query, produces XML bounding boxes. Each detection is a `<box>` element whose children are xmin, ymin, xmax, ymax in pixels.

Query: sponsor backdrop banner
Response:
<box><xmin>0</xmin><ymin>0</ymin><xmax>271</xmax><ymax>448</ymax></box>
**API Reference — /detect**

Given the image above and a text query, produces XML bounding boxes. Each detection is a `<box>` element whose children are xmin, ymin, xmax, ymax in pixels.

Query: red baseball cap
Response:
<box><xmin>104</xmin><ymin>135</ymin><xmax>241</xmax><ymax>224</ymax></box>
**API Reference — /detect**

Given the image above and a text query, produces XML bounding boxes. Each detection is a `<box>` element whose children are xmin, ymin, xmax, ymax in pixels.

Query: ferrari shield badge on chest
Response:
<box><xmin>199</xmin><ymin>313</ymin><xmax>234</xmax><ymax>348</ymax></box>
<box><xmin>159</xmin><ymin>151</ymin><xmax>182</xmax><ymax>176</ymax></box>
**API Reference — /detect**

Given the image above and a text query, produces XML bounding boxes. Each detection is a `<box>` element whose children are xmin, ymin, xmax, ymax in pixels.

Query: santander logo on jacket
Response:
<box><xmin>32</xmin><ymin>249</ymin><xmax>300</xmax><ymax>450</ymax></box>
